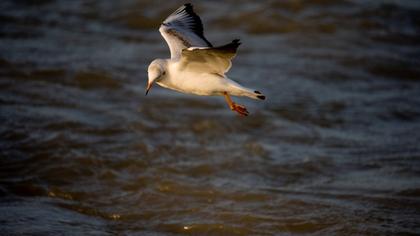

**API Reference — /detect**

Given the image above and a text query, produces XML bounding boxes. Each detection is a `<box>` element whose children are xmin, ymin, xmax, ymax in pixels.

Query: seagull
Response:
<box><xmin>146</xmin><ymin>3</ymin><xmax>265</xmax><ymax>116</ymax></box>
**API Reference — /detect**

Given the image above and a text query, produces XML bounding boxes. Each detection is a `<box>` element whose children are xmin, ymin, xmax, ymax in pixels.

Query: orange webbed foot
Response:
<box><xmin>231</xmin><ymin>103</ymin><xmax>249</xmax><ymax>116</ymax></box>
<box><xmin>223</xmin><ymin>92</ymin><xmax>249</xmax><ymax>117</ymax></box>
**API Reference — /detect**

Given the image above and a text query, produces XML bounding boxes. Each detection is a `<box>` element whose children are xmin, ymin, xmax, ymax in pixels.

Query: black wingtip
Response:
<box><xmin>184</xmin><ymin>3</ymin><xmax>193</xmax><ymax>10</ymax></box>
<box><xmin>255</xmin><ymin>91</ymin><xmax>265</xmax><ymax>100</ymax></box>
<box><xmin>214</xmin><ymin>39</ymin><xmax>241</xmax><ymax>53</ymax></box>
<box><xmin>232</xmin><ymin>39</ymin><xmax>241</xmax><ymax>46</ymax></box>
<box><xmin>257</xmin><ymin>95</ymin><xmax>266</xmax><ymax>100</ymax></box>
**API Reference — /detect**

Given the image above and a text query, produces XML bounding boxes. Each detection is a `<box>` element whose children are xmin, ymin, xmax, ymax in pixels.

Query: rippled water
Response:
<box><xmin>1</xmin><ymin>0</ymin><xmax>420</xmax><ymax>235</ymax></box>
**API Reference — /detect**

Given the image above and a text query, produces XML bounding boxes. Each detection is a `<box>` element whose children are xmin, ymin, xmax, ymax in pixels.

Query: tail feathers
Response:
<box><xmin>239</xmin><ymin>89</ymin><xmax>265</xmax><ymax>100</ymax></box>
<box><xmin>227</xmin><ymin>79</ymin><xmax>265</xmax><ymax>100</ymax></box>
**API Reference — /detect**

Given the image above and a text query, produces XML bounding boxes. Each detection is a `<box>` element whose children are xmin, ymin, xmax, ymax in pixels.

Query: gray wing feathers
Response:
<box><xmin>180</xmin><ymin>39</ymin><xmax>241</xmax><ymax>75</ymax></box>
<box><xmin>159</xmin><ymin>4</ymin><xmax>212</xmax><ymax>59</ymax></box>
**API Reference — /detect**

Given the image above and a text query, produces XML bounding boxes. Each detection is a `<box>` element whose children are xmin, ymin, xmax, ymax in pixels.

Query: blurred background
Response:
<box><xmin>1</xmin><ymin>0</ymin><xmax>420</xmax><ymax>235</ymax></box>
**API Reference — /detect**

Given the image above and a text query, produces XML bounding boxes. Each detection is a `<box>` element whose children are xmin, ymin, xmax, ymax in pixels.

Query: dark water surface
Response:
<box><xmin>1</xmin><ymin>0</ymin><xmax>420</xmax><ymax>235</ymax></box>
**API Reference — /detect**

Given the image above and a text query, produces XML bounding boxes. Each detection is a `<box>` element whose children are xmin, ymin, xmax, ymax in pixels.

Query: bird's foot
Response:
<box><xmin>230</xmin><ymin>103</ymin><xmax>249</xmax><ymax>116</ymax></box>
<box><xmin>223</xmin><ymin>92</ymin><xmax>249</xmax><ymax>116</ymax></box>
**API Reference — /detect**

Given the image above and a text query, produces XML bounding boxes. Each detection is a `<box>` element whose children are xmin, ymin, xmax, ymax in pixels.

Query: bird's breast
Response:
<box><xmin>157</xmin><ymin>72</ymin><xmax>227</xmax><ymax>96</ymax></box>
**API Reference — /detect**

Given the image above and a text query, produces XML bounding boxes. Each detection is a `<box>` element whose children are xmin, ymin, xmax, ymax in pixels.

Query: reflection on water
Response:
<box><xmin>1</xmin><ymin>0</ymin><xmax>420</xmax><ymax>235</ymax></box>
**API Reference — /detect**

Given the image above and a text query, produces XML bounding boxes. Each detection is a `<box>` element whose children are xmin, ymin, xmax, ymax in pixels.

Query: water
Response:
<box><xmin>1</xmin><ymin>0</ymin><xmax>420</xmax><ymax>235</ymax></box>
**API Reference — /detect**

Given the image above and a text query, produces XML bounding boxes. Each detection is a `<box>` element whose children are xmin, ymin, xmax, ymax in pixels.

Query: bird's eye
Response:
<box><xmin>162</xmin><ymin>71</ymin><xmax>166</xmax><ymax>75</ymax></box>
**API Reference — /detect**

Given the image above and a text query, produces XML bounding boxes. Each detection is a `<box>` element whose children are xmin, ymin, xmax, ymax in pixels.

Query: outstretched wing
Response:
<box><xmin>179</xmin><ymin>39</ymin><xmax>241</xmax><ymax>75</ymax></box>
<box><xmin>159</xmin><ymin>3</ymin><xmax>212</xmax><ymax>59</ymax></box>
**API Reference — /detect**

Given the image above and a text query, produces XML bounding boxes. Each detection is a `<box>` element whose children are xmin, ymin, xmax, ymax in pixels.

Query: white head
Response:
<box><xmin>146</xmin><ymin>59</ymin><xmax>166</xmax><ymax>95</ymax></box>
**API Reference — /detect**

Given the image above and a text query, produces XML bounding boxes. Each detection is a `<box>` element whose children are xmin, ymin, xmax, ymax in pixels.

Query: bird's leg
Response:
<box><xmin>223</xmin><ymin>92</ymin><xmax>249</xmax><ymax>116</ymax></box>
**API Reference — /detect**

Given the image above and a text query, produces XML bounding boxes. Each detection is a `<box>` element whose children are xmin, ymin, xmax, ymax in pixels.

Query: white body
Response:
<box><xmin>156</xmin><ymin>59</ymin><xmax>257</xmax><ymax>99</ymax></box>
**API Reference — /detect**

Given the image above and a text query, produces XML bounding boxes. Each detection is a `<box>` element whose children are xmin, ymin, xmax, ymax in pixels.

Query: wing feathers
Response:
<box><xmin>160</xmin><ymin>3</ymin><xmax>212</xmax><ymax>59</ymax></box>
<box><xmin>166</xmin><ymin>3</ymin><xmax>212</xmax><ymax>47</ymax></box>
<box><xmin>180</xmin><ymin>39</ymin><xmax>241</xmax><ymax>75</ymax></box>
<box><xmin>208</xmin><ymin>39</ymin><xmax>241</xmax><ymax>59</ymax></box>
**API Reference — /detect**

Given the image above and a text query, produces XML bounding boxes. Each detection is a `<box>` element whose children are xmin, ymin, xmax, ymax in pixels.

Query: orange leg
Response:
<box><xmin>223</xmin><ymin>92</ymin><xmax>249</xmax><ymax>116</ymax></box>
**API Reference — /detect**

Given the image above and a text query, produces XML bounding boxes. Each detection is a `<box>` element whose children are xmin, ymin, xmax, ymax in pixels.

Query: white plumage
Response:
<box><xmin>146</xmin><ymin>3</ymin><xmax>265</xmax><ymax>116</ymax></box>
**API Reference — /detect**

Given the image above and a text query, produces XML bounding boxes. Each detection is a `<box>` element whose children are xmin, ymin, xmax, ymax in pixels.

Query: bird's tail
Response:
<box><xmin>239</xmin><ymin>89</ymin><xmax>265</xmax><ymax>100</ymax></box>
<box><xmin>226</xmin><ymin>77</ymin><xmax>266</xmax><ymax>100</ymax></box>
<box><xmin>232</xmin><ymin>84</ymin><xmax>266</xmax><ymax>100</ymax></box>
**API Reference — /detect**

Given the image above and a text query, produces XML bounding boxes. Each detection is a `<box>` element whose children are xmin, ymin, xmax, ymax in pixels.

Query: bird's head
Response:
<box><xmin>146</xmin><ymin>59</ymin><xmax>166</xmax><ymax>95</ymax></box>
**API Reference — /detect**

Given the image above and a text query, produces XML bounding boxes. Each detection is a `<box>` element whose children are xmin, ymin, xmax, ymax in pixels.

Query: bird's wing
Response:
<box><xmin>179</xmin><ymin>39</ymin><xmax>241</xmax><ymax>75</ymax></box>
<box><xmin>159</xmin><ymin>3</ymin><xmax>212</xmax><ymax>59</ymax></box>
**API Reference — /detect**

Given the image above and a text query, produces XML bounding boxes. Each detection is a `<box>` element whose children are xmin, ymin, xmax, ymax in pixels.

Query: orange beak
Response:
<box><xmin>145</xmin><ymin>82</ymin><xmax>153</xmax><ymax>96</ymax></box>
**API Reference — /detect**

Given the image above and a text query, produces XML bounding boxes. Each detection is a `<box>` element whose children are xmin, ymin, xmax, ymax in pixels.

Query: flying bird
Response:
<box><xmin>146</xmin><ymin>3</ymin><xmax>265</xmax><ymax>116</ymax></box>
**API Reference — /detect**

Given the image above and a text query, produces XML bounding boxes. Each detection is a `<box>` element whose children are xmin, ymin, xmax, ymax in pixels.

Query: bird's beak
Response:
<box><xmin>145</xmin><ymin>82</ymin><xmax>153</xmax><ymax>96</ymax></box>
